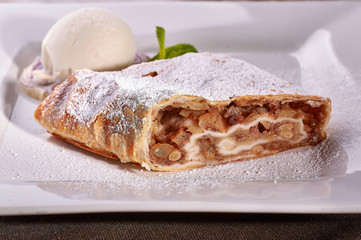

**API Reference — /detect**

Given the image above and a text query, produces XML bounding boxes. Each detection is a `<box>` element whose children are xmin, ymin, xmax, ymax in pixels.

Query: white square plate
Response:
<box><xmin>1</xmin><ymin>1</ymin><xmax>361</xmax><ymax>215</ymax></box>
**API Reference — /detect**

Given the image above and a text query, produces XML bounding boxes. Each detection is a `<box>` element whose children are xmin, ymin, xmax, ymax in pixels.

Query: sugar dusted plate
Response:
<box><xmin>1</xmin><ymin>1</ymin><xmax>361</xmax><ymax>215</ymax></box>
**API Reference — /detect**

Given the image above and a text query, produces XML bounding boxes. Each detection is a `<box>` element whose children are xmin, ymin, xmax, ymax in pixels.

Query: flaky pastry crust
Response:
<box><xmin>34</xmin><ymin>53</ymin><xmax>331</xmax><ymax>171</ymax></box>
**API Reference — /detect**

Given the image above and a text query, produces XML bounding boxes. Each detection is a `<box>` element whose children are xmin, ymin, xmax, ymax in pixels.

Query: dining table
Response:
<box><xmin>0</xmin><ymin>213</ymin><xmax>360</xmax><ymax>239</ymax></box>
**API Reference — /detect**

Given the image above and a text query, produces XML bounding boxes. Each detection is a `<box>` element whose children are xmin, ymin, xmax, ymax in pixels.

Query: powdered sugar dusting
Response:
<box><xmin>64</xmin><ymin>52</ymin><xmax>310</xmax><ymax>128</ymax></box>
<box><xmin>50</xmin><ymin>52</ymin><xmax>313</xmax><ymax>149</ymax></box>
<box><xmin>0</xmin><ymin>122</ymin><xmax>346</xmax><ymax>200</ymax></box>
<box><xmin>0</xmin><ymin>50</ymin><xmax>352</xmax><ymax>201</ymax></box>
<box><xmin>65</xmin><ymin>70</ymin><xmax>122</xmax><ymax>124</ymax></box>
<box><xmin>292</xmin><ymin>29</ymin><xmax>361</xmax><ymax>173</ymax></box>
<box><xmin>119</xmin><ymin>52</ymin><xmax>308</xmax><ymax>100</ymax></box>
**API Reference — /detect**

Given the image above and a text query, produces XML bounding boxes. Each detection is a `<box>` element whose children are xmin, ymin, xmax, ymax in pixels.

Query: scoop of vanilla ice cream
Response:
<box><xmin>41</xmin><ymin>7</ymin><xmax>136</xmax><ymax>81</ymax></box>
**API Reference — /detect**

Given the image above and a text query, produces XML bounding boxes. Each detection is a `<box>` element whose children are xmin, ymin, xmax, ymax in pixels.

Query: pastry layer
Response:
<box><xmin>34</xmin><ymin>52</ymin><xmax>331</xmax><ymax>171</ymax></box>
<box><xmin>146</xmin><ymin>95</ymin><xmax>330</xmax><ymax>170</ymax></box>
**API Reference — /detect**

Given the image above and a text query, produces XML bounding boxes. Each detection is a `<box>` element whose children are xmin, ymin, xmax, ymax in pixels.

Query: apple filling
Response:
<box><xmin>148</xmin><ymin>99</ymin><xmax>327</xmax><ymax>165</ymax></box>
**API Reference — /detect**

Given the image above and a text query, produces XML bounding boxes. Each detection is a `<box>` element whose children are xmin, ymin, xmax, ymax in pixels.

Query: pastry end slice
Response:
<box><xmin>142</xmin><ymin>94</ymin><xmax>331</xmax><ymax>171</ymax></box>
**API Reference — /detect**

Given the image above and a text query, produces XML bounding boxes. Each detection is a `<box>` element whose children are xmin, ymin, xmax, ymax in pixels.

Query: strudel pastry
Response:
<box><xmin>34</xmin><ymin>52</ymin><xmax>331</xmax><ymax>171</ymax></box>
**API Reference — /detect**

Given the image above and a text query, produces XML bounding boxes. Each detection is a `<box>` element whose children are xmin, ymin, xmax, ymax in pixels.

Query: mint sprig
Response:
<box><xmin>156</xmin><ymin>26</ymin><xmax>166</xmax><ymax>60</ymax></box>
<box><xmin>149</xmin><ymin>26</ymin><xmax>197</xmax><ymax>61</ymax></box>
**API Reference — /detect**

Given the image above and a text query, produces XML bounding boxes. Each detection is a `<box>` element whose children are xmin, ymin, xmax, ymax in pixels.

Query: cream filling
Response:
<box><xmin>184</xmin><ymin>116</ymin><xmax>307</xmax><ymax>161</ymax></box>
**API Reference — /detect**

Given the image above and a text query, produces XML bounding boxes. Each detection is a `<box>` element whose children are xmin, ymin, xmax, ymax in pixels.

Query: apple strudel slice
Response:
<box><xmin>34</xmin><ymin>52</ymin><xmax>331</xmax><ymax>171</ymax></box>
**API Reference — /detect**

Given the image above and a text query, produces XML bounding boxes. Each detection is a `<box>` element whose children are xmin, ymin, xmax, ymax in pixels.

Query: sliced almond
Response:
<box><xmin>252</xmin><ymin>145</ymin><xmax>264</xmax><ymax>155</ymax></box>
<box><xmin>150</xmin><ymin>143</ymin><xmax>174</xmax><ymax>159</ymax></box>
<box><xmin>168</xmin><ymin>149</ymin><xmax>182</xmax><ymax>161</ymax></box>
<box><xmin>277</xmin><ymin>123</ymin><xmax>294</xmax><ymax>139</ymax></box>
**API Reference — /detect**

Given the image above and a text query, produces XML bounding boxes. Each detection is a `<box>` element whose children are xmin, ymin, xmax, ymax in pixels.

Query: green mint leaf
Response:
<box><xmin>149</xmin><ymin>26</ymin><xmax>198</xmax><ymax>62</ymax></box>
<box><xmin>149</xmin><ymin>44</ymin><xmax>198</xmax><ymax>61</ymax></box>
<box><xmin>164</xmin><ymin>43</ymin><xmax>198</xmax><ymax>59</ymax></box>
<box><xmin>156</xmin><ymin>26</ymin><xmax>166</xmax><ymax>60</ymax></box>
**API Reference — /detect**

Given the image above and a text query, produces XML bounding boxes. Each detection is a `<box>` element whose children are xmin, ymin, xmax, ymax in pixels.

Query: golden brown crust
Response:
<box><xmin>33</xmin><ymin>53</ymin><xmax>332</xmax><ymax>172</ymax></box>
<box><xmin>34</xmin><ymin>85</ymin><xmax>331</xmax><ymax>172</ymax></box>
<box><xmin>34</xmin><ymin>78</ymin><xmax>139</xmax><ymax>165</ymax></box>
<box><xmin>50</xmin><ymin>132</ymin><xmax>119</xmax><ymax>159</ymax></box>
